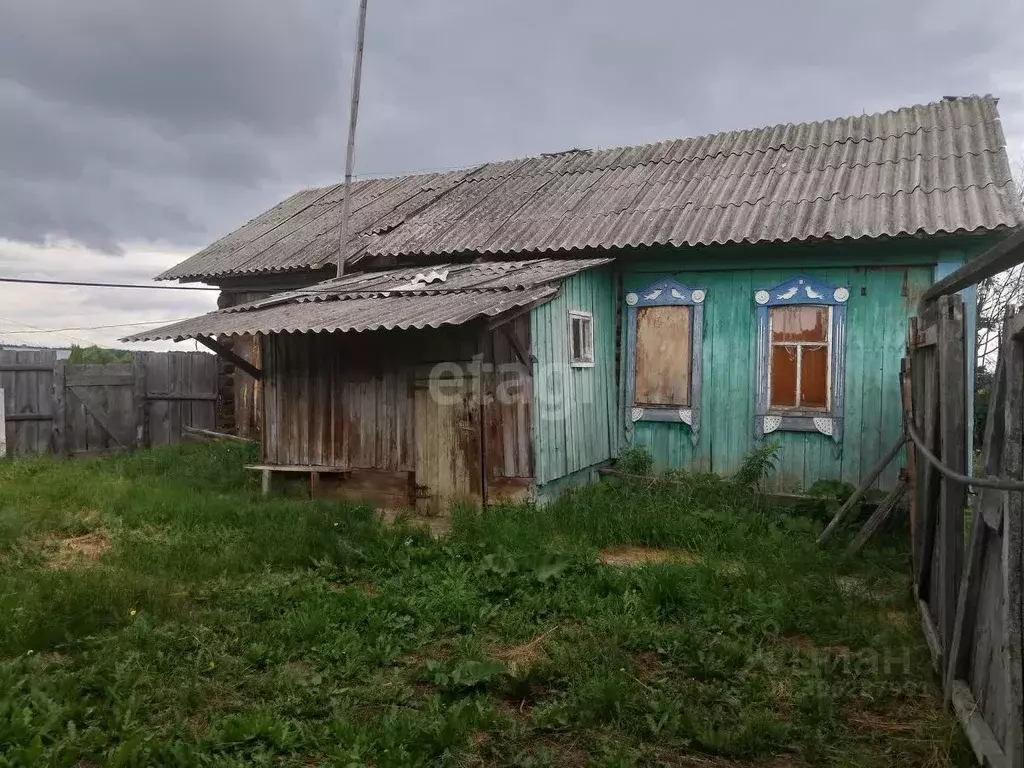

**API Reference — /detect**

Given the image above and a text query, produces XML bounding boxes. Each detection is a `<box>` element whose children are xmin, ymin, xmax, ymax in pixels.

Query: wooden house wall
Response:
<box><xmin>260</xmin><ymin>321</ymin><xmax>535</xmax><ymax>508</ymax></box>
<box><xmin>482</xmin><ymin>315</ymin><xmax>534</xmax><ymax>501</ymax></box>
<box><xmin>262</xmin><ymin>327</ymin><xmax>478</xmax><ymax>468</ymax></box>
<box><xmin>215</xmin><ymin>270</ymin><xmax>329</xmax><ymax>437</ymax></box>
<box><xmin>618</xmin><ymin>237</ymin><xmax>994</xmax><ymax>491</ymax></box>
<box><xmin>531</xmin><ymin>266</ymin><xmax>619</xmax><ymax>486</ymax></box>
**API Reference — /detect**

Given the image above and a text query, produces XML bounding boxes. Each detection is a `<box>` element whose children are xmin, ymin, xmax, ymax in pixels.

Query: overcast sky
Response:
<box><xmin>1</xmin><ymin>0</ymin><xmax>1022</xmax><ymax>350</ymax></box>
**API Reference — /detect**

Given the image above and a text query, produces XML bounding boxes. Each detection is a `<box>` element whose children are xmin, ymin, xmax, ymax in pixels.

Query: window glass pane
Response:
<box><xmin>800</xmin><ymin>345</ymin><xmax>829</xmax><ymax>409</ymax></box>
<box><xmin>771</xmin><ymin>306</ymin><xmax>828</xmax><ymax>343</ymax></box>
<box><xmin>571</xmin><ymin>318</ymin><xmax>583</xmax><ymax>360</ymax></box>
<box><xmin>770</xmin><ymin>345</ymin><xmax>797</xmax><ymax>407</ymax></box>
<box><xmin>635</xmin><ymin>305</ymin><xmax>690</xmax><ymax>406</ymax></box>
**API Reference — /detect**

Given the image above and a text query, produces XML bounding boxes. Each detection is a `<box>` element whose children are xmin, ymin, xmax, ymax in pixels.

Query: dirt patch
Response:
<box><xmin>884</xmin><ymin>608</ymin><xmax>911</xmax><ymax>630</ymax></box>
<box><xmin>837</xmin><ymin>575</ymin><xmax>892</xmax><ymax>602</ymax></box>
<box><xmin>377</xmin><ymin>508</ymin><xmax>452</xmax><ymax>538</ymax></box>
<box><xmin>597</xmin><ymin>546</ymin><xmax>703</xmax><ymax>567</ymax></box>
<box><xmin>401</xmin><ymin>640</ymin><xmax>453</xmax><ymax>668</ymax></box>
<box><xmin>282</xmin><ymin>660</ymin><xmax>314</xmax><ymax>681</ymax></box>
<box><xmin>778</xmin><ymin>634</ymin><xmax>817</xmax><ymax>652</ymax></box>
<box><xmin>45</xmin><ymin>531</ymin><xmax>111</xmax><ymax>570</ymax></box>
<box><xmin>329</xmin><ymin>581</ymin><xmax>378</xmax><ymax>598</ymax></box>
<box><xmin>673</xmin><ymin>755</ymin><xmax>806</xmax><ymax>767</ymax></box>
<box><xmin>491</xmin><ymin>627</ymin><xmax>558</xmax><ymax>674</ymax></box>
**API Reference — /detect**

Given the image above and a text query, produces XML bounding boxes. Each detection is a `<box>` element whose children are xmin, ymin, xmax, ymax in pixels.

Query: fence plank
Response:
<box><xmin>0</xmin><ymin>387</ymin><xmax>5</xmax><ymax>458</ymax></box>
<box><xmin>146</xmin><ymin>393</ymin><xmax>218</xmax><ymax>401</ymax></box>
<box><xmin>916</xmin><ymin>343</ymin><xmax>942</xmax><ymax>593</ymax></box>
<box><xmin>951</xmin><ymin>680</ymin><xmax>1009</xmax><ymax>768</ymax></box>
<box><xmin>1000</xmin><ymin>330</ymin><xmax>1023</xmax><ymax>767</ymax></box>
<box><xmin>65</xmin><ymin>372</ymin><xmax>134</xmax><ymax>387</ymax></box>
<box><xmin>937</xmin><ymin>295</ymin><xmax>967</xmax><ymax>687</ymax></box>
<box><xmin>134</xmin><ymin>363</ymin><xmax>147</xmax><ymax>448</ymax></box>
<box><xmin>52</xmin><ymin>361</ymin><xmax>66</xmax><ymax>457</ymax></box>
<box><xmin>0</xmin><ymin>364</ymin><xmax>53</xmax><ymax>372</ymax></box>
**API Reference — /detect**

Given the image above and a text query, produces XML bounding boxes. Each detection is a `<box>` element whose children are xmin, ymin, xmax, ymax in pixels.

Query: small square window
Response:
<box><xmin>569</xmin><ymin>311</ymin><xmax>594</xmax><ymax>367</ymax></box>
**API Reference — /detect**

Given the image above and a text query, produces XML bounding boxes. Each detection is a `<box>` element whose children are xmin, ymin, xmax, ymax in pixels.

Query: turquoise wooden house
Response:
<box><xmin>131</xmin><ymin>95</ymin><xmax>1023</xmax><ymax>503</ymax></box>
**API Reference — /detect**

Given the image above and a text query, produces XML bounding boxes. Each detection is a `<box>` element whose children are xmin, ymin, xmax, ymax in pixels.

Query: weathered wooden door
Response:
<box><xmin>56</xmin><ymin>364</ymin><xmax>142</xmax><ymax>456</ymax></box>
<box><xmin>413</xmin><ymin>371</ymin><xmax>482</xmax><ymax>513</ymax></box>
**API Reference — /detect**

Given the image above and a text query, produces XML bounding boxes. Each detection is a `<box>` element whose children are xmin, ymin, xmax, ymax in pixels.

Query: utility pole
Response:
<box><xmin>336</xmin><ymin>0</ymin><xmax>370</xmax><ymax>279</ymax></box>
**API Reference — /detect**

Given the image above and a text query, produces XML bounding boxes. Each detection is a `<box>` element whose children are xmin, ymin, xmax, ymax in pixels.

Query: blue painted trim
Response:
<box><xmin>753</xmin><ymin>275</ymin><xmax>848</xmax><ymax>447</ymax></box>
<box><xmin>757</xmin><ymin>274</ymin><xmax>847</xmax><ymax>306</ymax></box>
<box><xmin>624</xmin><ymin>279</ymin><xmax>706</xmax><ymax>446</ymax></box>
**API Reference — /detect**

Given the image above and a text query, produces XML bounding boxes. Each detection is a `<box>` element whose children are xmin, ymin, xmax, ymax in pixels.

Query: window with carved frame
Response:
<box><xmin>624</xmin><ymin>279</ymin><xmax>706</xmax><ymax>446</ymax></box>
<box><xmin>754</xmin><ymin>276</ymin><xmax>848</xmax><ymax>443</ymax></box>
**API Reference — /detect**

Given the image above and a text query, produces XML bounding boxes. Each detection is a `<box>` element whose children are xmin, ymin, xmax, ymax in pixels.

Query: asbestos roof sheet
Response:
<box><xmin>160</xmin><ymin>96</ymin><xmax>1024</xmax><ymax>281</ymax></box>
<box><xmin>126</xmin><ymin>258</ymin><xmax>609</xmax><ymax>342</ymax></box>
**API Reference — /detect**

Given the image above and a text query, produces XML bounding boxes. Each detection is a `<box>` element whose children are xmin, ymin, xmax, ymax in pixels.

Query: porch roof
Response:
<box><xmin>124</xmin><ymin>257</ymin><xmax>610</xmax><ymax>341</ymax></box>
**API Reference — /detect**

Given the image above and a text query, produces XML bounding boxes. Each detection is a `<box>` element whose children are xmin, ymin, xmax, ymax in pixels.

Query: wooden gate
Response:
<box><xmin>56</xmin><ymin>364</ymin><xmax>141</xmax><ymax>456</ymax></box>
<box><xmin>1</xmin><ymin>351</ymin><xmax>218</xmax><ymax>458</ymax></box>
<box><xmin>907</xmin><ymin>295</ymin><xmax>1024</xmax><ymax>767</ymax></box>
<box><xmin>413</xmin><ymin>370</ymin><xmax>482</xmax><ymax>514</ymax></box>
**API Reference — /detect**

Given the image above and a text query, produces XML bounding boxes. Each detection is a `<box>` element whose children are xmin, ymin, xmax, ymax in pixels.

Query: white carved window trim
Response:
<box><xmin>753</xmin><ymin>276</ymin><xmax>849</xmax><ymax>445</ymax></box>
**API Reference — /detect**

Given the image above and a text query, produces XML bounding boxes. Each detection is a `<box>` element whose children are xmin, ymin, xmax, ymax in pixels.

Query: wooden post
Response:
<box><xmin>0</xmin><ymin>387</ymin><xmax>6</xmax><ymax>458</ymax></box>
<box><xmin>936</xmin><ymin>295</ymin><xmax>967</xmax><ymax>679</ymax></box>
<box><xmin>816</xmin><ymin>435</ymin><xmax>906</xmax><ymax>544</ymax></box>
<box><xmin>133</xmin><ymin>361</ymin><xmax>148</xmax><ymax>449</ymax></box>
<box><xmin>900</xmin><ymin>352</ymin><xmax>917</xmax><ymax>554</ymax></box>
<box><xmin>999</xmin><ymin>323</ymin><xmax>1023</xmax><ymax>767</ymax></box>
<box><xmin>261</xmin><ymin>468</ymin><xmax>271</xmax><ymax>497</ymax></box>
<box><xmin>52</xmin><ymin>361</ymin><xmax>67</xmax><ymax>458</ymax></box>
<box><xmin>844</xmin><ymin>480</ymin><xmax>908</xmax><ymax>558</ymax></box>
<box><xmin>916</xmin><ymin>331</ymin><xmax>942</xmax><ymax>592</ymax></box>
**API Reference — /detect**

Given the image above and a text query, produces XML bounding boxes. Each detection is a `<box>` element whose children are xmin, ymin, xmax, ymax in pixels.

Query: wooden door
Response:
<box><xmin>413</xmin><ymin>372</ymin><xmax>482</xmax><ymax>514</ymax></box>
<box><xmin>58</xmin><ymin>364</ymin><xmax>141</xmax><ymax>456</ymax></box>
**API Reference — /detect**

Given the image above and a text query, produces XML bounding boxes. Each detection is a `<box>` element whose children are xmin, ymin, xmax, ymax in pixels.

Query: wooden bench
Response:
<box><xmin>245</xmin><ymin>465</ymin><xmax>350</xmax><ymax>497</ymax></box>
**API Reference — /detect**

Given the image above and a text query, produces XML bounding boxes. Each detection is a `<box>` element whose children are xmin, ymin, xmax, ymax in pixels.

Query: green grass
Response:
<box><xmin>0</xmin><ymin>444</ymin><xmax>971</xmax><ymax>767</ymax></box>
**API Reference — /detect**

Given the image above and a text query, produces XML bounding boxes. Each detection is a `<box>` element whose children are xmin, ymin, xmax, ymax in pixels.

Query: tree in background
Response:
<box><xmin>67</xmin><ymin>345</ymin><xmax>133</xmax><ymax>364</ymax></box>
<box><xmin>973</xmin><ymin>156</ymin><xmax>1024</xmax><ymax>447</ymax></box>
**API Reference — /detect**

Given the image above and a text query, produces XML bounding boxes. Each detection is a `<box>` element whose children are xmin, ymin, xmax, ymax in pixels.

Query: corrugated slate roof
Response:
<box><xmin>126</xmin><ymin>258</ymin><xmax>610</xmax><ymax>341</ymax></box>
<box><xmin>160</xmin><ymin>96</ymin><xmax>1024</xmax><ymax>281</ymax></box>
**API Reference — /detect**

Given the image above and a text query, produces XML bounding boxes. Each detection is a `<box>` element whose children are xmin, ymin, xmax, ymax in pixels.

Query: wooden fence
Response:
<box><xmin>0</xmin><ymin>350</ymin><xmax>218</xmax><ymax>458</ymax></box>
<box><xmin>906</xmin><ymin>295</ymin><xmax>1023</xmax><ymax>767</ymax></box>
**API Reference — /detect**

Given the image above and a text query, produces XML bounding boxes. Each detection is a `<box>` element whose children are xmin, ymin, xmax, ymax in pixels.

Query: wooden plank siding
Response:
<box><xmin>0</xmin><ymin>349</ymin><xmax>56</xmax><ymax>455</ymax></box>
<box><xmin>262</xmin><ymin>331</ymin><xmax>422</xmax><ymax>469</ymax></box>
<box><xmin>259</xmin><ymin>318</ymin><xmax>541</xmax><ymax>508</ymax></box>
<box><xmin>530</xmin><ymin>266</ymin><xmax>618</xmax><ymax>486</ymax></box>
<box><xmin>620</xmin><ymin>262</ymin><xmax>937</xmax><ymax>491</ymax></box>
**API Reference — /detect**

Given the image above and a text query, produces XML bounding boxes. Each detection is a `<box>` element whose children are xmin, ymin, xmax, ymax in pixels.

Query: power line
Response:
<box><xmin>0</xmin><ymin>315</ymin><xmax>92</xmax><ymax>346</ymax></box>
<box><xmin>0</xmin><ymin>277</ymin><xmax>217</xmax><ymax>291</ymax></box>
<box><xmin>0</xmin><ymin>319</ymin><xmax>188</xmax><ymax>334</ymax></box>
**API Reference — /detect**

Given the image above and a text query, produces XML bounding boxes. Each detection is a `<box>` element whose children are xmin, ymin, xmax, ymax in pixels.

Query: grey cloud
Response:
<box><xmin>1</xmin><ymin>0</ymin><xmax>1022</xmax><ymax>257</ymax></box>
<box><xmin>0</xmin><ymin>0</ymin><xmax>339</xmax><ymax>133</ymax></box>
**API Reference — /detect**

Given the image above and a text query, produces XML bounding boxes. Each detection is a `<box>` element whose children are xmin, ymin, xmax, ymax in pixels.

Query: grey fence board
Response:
<box><xmin>0</xmin><ymin>351</ymin><xmax>218</xmax><ymax>457</ymax></box>
<box><xmin>908</xmin><ymin>301</ymin><xmax>1024</xmax><ymax>766</ymax></box>
<box><xmin>0</xmin><ymin>349</ymin><xmax>55</xmax><ymax>455</ymax></box>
